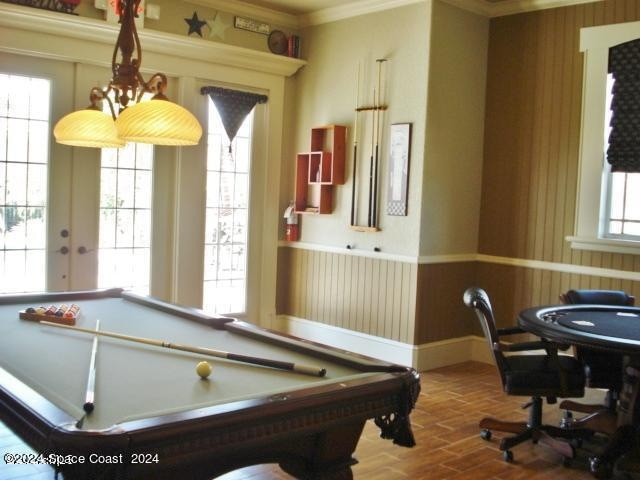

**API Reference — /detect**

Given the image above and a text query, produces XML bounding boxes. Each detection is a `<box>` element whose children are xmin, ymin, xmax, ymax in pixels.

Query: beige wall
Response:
<box><xmin>278</xmin><ymin>1</ymin><xmax>490</xmax><ymax>346</ymax></box>
<box><xmin>288</xmin><ymin>2</ymin><xmax>431</xmax><ymax>256</ymax></box>
<box><xmin>420</xmin><ymin>0</ymin><xmax>488</xmax><ymax>256</ymax></box>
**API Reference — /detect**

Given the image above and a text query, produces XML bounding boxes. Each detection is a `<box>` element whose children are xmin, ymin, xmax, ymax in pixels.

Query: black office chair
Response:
<box><xmin>559</xmin><ymin>289</ymin><xmax>635</xmax><ymax>416</ymax></box>
<box><xmin>463</xmin><ymin>287</ymin><xmax>587</xmax><ymax>462</ymax></box>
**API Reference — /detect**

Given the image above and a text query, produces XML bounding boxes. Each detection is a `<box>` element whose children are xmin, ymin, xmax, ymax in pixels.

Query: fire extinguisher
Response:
<box><xmin>283</xmin><ymin>202</ymin><xmax>299</xmax><ymax>241</ymax></box>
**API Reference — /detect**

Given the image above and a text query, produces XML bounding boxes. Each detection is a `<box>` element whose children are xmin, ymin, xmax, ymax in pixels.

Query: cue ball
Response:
<box><xmin>196</xmin><ymin>361</ymin><xmax>212</xmax><ymax>379</ymax></box>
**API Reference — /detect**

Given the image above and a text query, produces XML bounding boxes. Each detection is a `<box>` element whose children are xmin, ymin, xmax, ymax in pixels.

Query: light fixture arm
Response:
<box><xmin>111</xmin><ymin>0</ymin><xmax>143</xmax><ymax>110</ymax></box>
<box><xmin>144</xmin><ymin>73</ymin><xmax>169</xmax><ymax>100</ymax></box>
<box><xmin>89</xmin><ymin>87</ymin><xmax>117</xmax><ymax>121</ymax></box>
<box><xmin>53</xmin><ymin>0</ymin><xmax>202</xmax><ymax>147</ymax></box>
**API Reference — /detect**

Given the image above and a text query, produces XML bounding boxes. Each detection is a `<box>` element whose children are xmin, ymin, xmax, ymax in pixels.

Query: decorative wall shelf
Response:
<box><xmin>0</xmin><ymin>2</ymin><xmax>306</xmax><ymax>77</ymax></box>
<box><xmin>294</xmin><ymin>125</ymin><xmax>346</xmax><ymax>214</ymax></box>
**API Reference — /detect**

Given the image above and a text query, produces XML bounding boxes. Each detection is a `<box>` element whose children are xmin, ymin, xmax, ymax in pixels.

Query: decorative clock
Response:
<box><xmin>268</xmin><ymin>30</ymin><xmax>288</xmax><ymax>55</ymax></box>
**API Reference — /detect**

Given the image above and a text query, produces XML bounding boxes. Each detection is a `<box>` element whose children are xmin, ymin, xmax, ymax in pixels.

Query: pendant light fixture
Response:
<box><xmin>53</xmin><ymin>0</ymin><xmax>202</xmax><ymax>148</ymax></box>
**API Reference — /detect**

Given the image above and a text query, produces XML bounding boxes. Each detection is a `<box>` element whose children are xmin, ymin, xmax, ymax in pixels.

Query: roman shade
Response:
<box><xmin>607</xmin><ymin>38</ymin><xmax>640</xmax><ymax>173</ymax></box>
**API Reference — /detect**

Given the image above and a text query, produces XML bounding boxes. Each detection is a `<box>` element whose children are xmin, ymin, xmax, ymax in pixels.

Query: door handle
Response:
<box><xmin>55</xmin><ymin>246</ymin><xmax>69</xmax><ymax>255</ymax></box>
<box><xmin>77</xmin><ymin>246</ymin><xmax>94</xmax><ymax>255</ymax></box>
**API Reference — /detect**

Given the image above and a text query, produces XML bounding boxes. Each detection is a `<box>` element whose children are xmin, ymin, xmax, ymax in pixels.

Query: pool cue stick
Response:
<box><xmin>83</xmin><ymin>319</ymin><xmax>100</xmax><ymax>414</ymax></box>
<box><xmin>350</xmin><ymin>63</ymin><xmax>360</xmax><ymax>226</ymax></box>
<box><xmin>372</xmin><ymin>59</ymin><xmax>386</xmax><ymax>228</ymax></box>
<box><xmin>40</xmin><ymin>321</ymin><xmax>327</xmax><ymax>377</ymax></box>
<box><xmin>367</xmin><ymin>87</ymin><xmax>376</xmax><ymax>227</ymax></box>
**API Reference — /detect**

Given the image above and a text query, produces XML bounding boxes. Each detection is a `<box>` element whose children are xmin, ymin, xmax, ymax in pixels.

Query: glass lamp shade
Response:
<box><xmin>54</xmin><ymin>109</ymin><xmax>125</xmax><ymax>148</ymax></box>
<box><xmin>116</xmin><ymin>98</ymin><xmax>203</xmax><ymax>146</ymax></box>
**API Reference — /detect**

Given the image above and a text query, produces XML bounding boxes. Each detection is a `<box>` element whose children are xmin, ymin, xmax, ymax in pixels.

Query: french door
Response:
<box><xmin>0</xmin><ymin>52</ymin><xmax>160</xmax><ymax>294</ymax></box>
<box><xmin>0</xmin><ymin>53</ymin><xmax>74</xmax><ymax>292</ymax></box>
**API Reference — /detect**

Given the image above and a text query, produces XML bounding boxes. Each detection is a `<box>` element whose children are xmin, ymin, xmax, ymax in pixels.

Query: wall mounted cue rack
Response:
<box><xmin>350</xmin><ymin>59</ymin><xmax>387</xmax><ymax>233</ymax></box>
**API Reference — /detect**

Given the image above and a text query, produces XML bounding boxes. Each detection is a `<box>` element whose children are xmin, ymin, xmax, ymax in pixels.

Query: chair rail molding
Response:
<box><xmin>279</xmin><ymin>243</ymin><xmax>640</xmax><ymax>281</ymax></box>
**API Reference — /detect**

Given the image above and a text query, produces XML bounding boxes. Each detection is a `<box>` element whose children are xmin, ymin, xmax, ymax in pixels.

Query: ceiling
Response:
<box><xmin>237</xmin><ymin>0</ymin><xmax>580</xmax><ymax>16</ymax></box>
<box><xmin>185</xmin><ymin>0</ymin><xmax>603</xmax><ymax>26</ymax></box>
<box><xmin>236</xmin><ymin>0</ymin><xmax>351</xmax><ymax>15</ymax></box>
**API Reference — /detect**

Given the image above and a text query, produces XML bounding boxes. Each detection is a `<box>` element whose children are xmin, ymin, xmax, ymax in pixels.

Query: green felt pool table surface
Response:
<box><xmin>1</xmin><ymin>296</ymin><xmax>370</xmax><ymax>431</ymax></box>
<box><xmin>0</xmin><ymin>289</ymin><xmax>420</xmax><ymax>480</ymax></box>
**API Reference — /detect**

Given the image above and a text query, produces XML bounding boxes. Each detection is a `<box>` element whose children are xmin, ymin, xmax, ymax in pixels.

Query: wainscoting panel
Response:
<box><xmin>277</xmin><ymin>247</ymin><xmax>417</xmax><ymax>344</ymax></box>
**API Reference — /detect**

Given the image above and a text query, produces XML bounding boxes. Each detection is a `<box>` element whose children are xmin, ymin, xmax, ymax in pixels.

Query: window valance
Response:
<box><xmin>201</xmin><ymin>86</ymin><xmax>268</xmax><ymax>151</ymax></box>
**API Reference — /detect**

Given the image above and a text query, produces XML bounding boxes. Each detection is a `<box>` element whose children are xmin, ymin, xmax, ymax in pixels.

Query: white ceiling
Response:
<box><xmin>185</xmin><ymin>0</ymin><xmax>604</xmax><ymax>27</ymax></box>
<box><xmin>239</xmin><ymin>0</ymin><xmax>591</xmax><ymax>16</ymax></box>
<box><xmin>237</xmin><ymin>0</ymin><xmax>351</xmax><ymax>15</ymax></box>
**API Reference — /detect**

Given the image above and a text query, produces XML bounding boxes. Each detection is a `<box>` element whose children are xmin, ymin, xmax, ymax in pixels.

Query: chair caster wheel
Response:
<box><xmin>480</xmin><ymin>429</ymin><xmax>492</xmax><ymax>441</ymax></box>
<box><xmin>590</xmin><ymin>457</ymin><xmax>613</xmax><ymax>479</ymax></box>
<box><xmin>563</xmin><ymin>410</ymin><xmax>573</xmax><ymax>419</ymax></box>
<box><xmin>560</xmin><ymin>416</ymin><xmax>574</xmax><ymax>428</ymax></box>
<box><xmin>503</xmin><ymin>450</ymin><xmax>514</xmax><ymax>463</ymax></box>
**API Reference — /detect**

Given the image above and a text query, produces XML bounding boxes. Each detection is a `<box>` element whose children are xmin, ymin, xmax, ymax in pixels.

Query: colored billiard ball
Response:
<box><xmin>196</xmin><ymin>361</ymin><xmax>212</xmax><ymax>379</ymax></box>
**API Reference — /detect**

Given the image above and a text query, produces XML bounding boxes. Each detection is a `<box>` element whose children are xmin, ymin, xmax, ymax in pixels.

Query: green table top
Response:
<box><xmin>0</xmin><ymin>297</ymin><xmax>369</xmax><ymax>431</ymax></box>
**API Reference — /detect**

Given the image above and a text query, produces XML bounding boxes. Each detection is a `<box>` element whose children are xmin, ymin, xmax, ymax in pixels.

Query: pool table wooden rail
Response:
<box><xmin>0</xmin><ymin>289</ymin><xmax>420</xmax><ymax>480</ymax></box>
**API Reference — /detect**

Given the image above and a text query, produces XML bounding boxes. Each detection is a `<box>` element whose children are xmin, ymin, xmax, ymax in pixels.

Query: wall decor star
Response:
<box><xmin>207</xmin><ymin>13</ymin><xmax>230</xmax><ymax>40</ymax></box>
<box><xmin>185</xmin><ymin>11</ymin><xmax>207</xmax><ymax>37</ymax></box>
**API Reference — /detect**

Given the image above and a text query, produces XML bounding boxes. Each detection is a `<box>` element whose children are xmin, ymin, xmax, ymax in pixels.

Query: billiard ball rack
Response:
<box><xmin>19</xmin><ymin>304</ymin><xmax>79</xmax><ymax>326</ymax></box>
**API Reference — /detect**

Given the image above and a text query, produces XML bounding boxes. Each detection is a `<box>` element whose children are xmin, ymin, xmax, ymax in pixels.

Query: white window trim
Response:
<box><xmin>568</xmin><ymin>20</ymin><xmax>640</xmax><ymax>256</ymax></box>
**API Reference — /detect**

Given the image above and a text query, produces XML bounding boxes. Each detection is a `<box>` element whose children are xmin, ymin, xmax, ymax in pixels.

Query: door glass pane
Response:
<box><xmin>203</xmin><ymin>99</ymin><xmax>253</xmax><ymax>315</ymax></box>
<box><xmin>98</xmin><ymin>97</ymin><xmax>153</xmax><ymax>294</ymax></box>
<box><xmin>0</xmin><ymin>74</ymin><xmax>50</xmax><ymax>293</ymax></box>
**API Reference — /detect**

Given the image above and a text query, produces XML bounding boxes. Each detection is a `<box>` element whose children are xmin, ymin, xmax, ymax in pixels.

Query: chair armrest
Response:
<box><xmin>502</xmin><ymin>341</ymin><xmax>550</xmax><ymax>352</ymax></box>
<box><xmin>496</xmin><ymin>326</ymin><xmax>525</xmax><ymax>336</ymax></box>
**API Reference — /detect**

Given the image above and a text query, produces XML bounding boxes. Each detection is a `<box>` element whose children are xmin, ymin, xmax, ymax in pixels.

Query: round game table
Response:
<box><xmin>519</xmin><ymin>304</ymin><xmax>640</xmax><ymax>478</ymax></box>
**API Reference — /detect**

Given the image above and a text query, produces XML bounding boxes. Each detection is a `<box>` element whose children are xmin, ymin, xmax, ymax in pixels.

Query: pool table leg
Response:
<box><xmin>279</xmin><ymin>420</ymin><xmax>366</xmax><ymax>479</ymax></box>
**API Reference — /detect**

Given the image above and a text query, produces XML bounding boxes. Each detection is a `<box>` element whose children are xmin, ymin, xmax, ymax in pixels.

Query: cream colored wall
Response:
<box><xmin>278</xmin><ymin>1</ymin><xmax>490</xmax><ymax>351</ymax></box>
<box><xmin>288</xmin><ymin>2</ymin><xmax>430</xmax><ymax>256</ymax></box>
<box><xmin>420</xmin><ymin>0</ymin><xmax>488</xmax><ymax>256</ymax></box>
<box><xmin>144</xmin><ymin>1</ymin><xmax>299</xmax><ymax>52</ymax></box>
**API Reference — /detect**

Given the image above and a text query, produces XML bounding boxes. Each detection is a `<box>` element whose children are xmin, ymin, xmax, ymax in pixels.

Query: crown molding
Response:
<box><xmin>0</xmin><ymin>3</ymin><xmax>305</xmax><ymax>77</ymax></box>
<box><xmin>441</xmin><ymin>0</ymin><xmax>604</xmax><ymax>18</ymax></box>
<box><xmin>177</xmin><ymin>0</ymin><xmax>608</xmax><ymax>30</ymax></box>
<box><xmin>299</xmin><ymin>0</ymin><xmax>425</xmax><ymax>27</ymax></box>
<box><xmin>184</xmin><ymin>0</ymin><xmax>300</xmax><ymax>29</ymax></box>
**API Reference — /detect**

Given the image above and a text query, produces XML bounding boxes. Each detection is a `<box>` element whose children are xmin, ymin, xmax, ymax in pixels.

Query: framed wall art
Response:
<box><xmin>387</xmin><ymin>123</ymin><xmax>411</xmax><ymax>216</ymax></box>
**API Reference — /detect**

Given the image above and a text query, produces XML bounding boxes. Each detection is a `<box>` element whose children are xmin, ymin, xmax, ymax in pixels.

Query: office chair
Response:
<box><xmin>464</xmin><ymin>287</ymin><xmax>587</xmax><ymax>462</ymax></box>
<box><xmin>559</xmin><ymin>289</ymin><xmax>635</xmax><ymax>417</ymax></box>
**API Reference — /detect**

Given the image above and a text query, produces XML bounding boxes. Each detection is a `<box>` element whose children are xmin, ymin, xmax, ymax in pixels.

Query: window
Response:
<box><xmin>605</xmin><ymin>171</ymin><xmax>640</xmax><ymax>238</ymax></box>
<box><xmin>0</xmin><ymin>74</ymin><xmax>50</xmax><ymax>293</ymax></box>
<box><xmin>98</xmin><ymin>143</ymin><xmax>153</xmax><ymax>293</ymax></box>
<box><xmin>602</xmin><ymin>46</ymin><xmax>640</xmax><ymax>241</ymax></box>
<box><xmin>569</xmin><ymin>20</ymin><xmax>640</xmax><ymax>255</ymax></box>
<box><xmin>98</xmin><ymin>95</ymin><xmax>153</xmax><ymax>294</ymax></box>
<box><xmin>202</xmin><ymin>98</ymin><xmax>253</xmax><ymax>315</ymax></box>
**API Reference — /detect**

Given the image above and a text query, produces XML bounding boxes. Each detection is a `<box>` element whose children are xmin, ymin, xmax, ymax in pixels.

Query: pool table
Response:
<box><xmin>0</xmin><ymin>288</ymin><xmax>419</xmax><ymax>479</ymax></box>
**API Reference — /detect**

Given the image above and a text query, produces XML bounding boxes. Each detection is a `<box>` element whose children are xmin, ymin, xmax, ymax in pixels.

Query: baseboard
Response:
<box><xmin>275</xmin><ymin>315</ymin><xmax>493</xmax><ymax>371</ymax></box>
